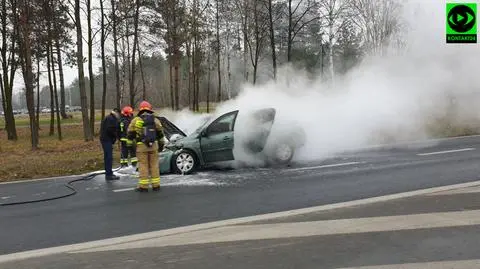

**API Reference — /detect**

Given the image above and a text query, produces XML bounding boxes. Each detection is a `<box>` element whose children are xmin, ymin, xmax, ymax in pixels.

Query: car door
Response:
<box><xmin>242</xmin><ymin>108</ymin><xmax>276</xmax><ymax>153</ymax></box>
<box><xmin>200</xmin><ymin>110</ymin><xmax>239</xmax><ymax>163</ymax></box>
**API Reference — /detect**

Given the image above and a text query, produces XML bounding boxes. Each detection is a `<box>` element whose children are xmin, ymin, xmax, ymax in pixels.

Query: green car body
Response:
<box><xmin>157</xmin><ymin>108</ymin><xmax>306</xmax><ymax>174</ymax></box>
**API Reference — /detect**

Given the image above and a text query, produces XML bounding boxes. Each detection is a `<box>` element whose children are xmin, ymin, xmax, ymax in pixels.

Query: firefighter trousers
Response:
<box><xmin>136</xmin><ymin>143</ymin><xmax>160</xmax><ymax>189</ymax></box>
<box><xmin>120</xmin><ymin>140</ymin><xmax>137</xmax><ymax>166</ymax></box>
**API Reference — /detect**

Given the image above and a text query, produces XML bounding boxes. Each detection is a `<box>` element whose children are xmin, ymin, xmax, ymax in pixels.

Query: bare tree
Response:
<box><xmin>100</xmin><ymin>0</ymin><xmax>107</xmax><ymax>120</ymax></box>
<box><xmin>51</xmin><ymin>41</ymin><xmax>62</xmax><ymax>140</ymax></box>
<box><xmin>267</xmin><ymin>0</ymin><xmax>277</xmax><ymax>79</ymax></box>
<box><xmin>215</xmin><ymin>0</ymin><xmax>221</xmax><ymax>102</ymax></box>
<box><xmin>45</xmin><ymin>0</ymin><xmax>55</xmax><ymax>136</ymax></box>
<box><xmin>246</xmin><ymin>0</ymin><xmax>269</xmax><ymax>84</ymax></box>
<box><xmin>87</xmin><ymin>0</ymin><xmax>95</xmax><ymax>134</ymax></box>
<box><xmin>148</xmin><ymin>0</ymin><xmax>187</xmax><ymax>110</ymax></box>
<box><xmin>1</xmin><ymin>0</ymin><xmax>18</xmax><ymax>140</ymax></box>
<box><xmin>55</xmin><ymin>38</ymin><xmax>68</xmax><ymax>118</ymax></box>
<box><xmin>129</xmin><ymin>0</ymin><xmax>141</xmax><ymax>107</ymax></box>
<box><xmin>137</xmin><ymin>46</ymin><xmax>147</xmax><ymax>100</ymax></box>
<box><xmin>18</xmin><ymin>0</ymin><xmax>39</xmax><ymax>149</ymax></box>
<box><xmin>287</xmin><ymin>0</ymin><xmax>319</xmax><ymax>62</ymax></box>
<box><xmin>319</xmin><ymin>0</ymin><xmax>349</xmax><ymax>82</ymax></box>
<box><xmin>74</xmin><ymin>0</ymin><xmax>93</xmax><ymax>141</ymax></box>
<box><xmin>349</xmin><ymin>0</ymin><xmax>402</xmax><ymax>56</ymax></box>
<box><xmin>111</xmin><ymin>0</ymin><xmax>121</xmax><ymax>109</ymax></box>
<box><xmin>35</xmin><ymin>55</ymin><xmax>40</xmax><ymax>127</ymax></box>
<box><xmin>46</xmin><ymin>27</ymin><xmax>55</xmax><ymax>136</ymax></box>
<box><xmin>51</xmin><ymin>0</ymin><xmax>72</xmax><ymax>120</ymax></box>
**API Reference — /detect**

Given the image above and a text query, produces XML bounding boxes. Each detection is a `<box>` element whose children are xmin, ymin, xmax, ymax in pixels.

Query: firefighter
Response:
<box><xmin>127</xmin><ymin>101</ymin><xmax>165</xmax><ymax>192</ymax></box>
<box><xmin>119</xmin><ymin>106</ymin><xmax>138</xmax><ymax>168</ymax></box>
<box><xmin>100</xmin><ymin>108</ymin><xmax>121</xmax><ymax>181</ymax></box>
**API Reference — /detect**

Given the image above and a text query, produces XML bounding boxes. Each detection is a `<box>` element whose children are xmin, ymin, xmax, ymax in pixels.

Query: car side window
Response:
<box><xmin>207</xmin><ymin>113</ymin><xmax>236</xmax><ymax>135</ymax></box>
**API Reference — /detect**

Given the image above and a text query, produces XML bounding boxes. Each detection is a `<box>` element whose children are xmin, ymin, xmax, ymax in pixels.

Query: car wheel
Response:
<box><xmin>272</xmin><ymin>142</ymin><xmax>295</xmax><ymax>164</ymax></box>
<box><xmin>172</xmin><ymin>150</ymin><xmax>197</xmax><ymax>174</ymax></box>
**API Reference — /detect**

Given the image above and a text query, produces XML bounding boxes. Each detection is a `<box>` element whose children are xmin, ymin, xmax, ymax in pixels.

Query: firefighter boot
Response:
<box><xmin>135</xmin><ymin>186</ymin><xmax>149</xmax><ymax>192</ymax></box>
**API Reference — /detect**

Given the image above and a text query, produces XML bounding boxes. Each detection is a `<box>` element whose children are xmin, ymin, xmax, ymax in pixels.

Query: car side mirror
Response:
<box><xmin>201</xmin><ymin>130</ymin><xmax>208</xmax><ymax>137</ymax></box>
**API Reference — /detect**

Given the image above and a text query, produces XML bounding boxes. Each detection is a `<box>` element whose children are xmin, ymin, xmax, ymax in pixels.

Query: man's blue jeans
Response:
<box><xmin>101</xmin><ymin>140</ymin><xmax>113</xmax><ymax>176</ymax></box>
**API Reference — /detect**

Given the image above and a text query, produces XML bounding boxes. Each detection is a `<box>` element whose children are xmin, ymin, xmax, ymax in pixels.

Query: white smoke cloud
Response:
<box><xmin>158</xmin><ymin>107</ymin><xmax>212</xmax><ymax>135</ymax></box>
<box><xmin>164</xmin><ymin>0</ymin><xmax>480</xmax><ymax>164</ymax></box>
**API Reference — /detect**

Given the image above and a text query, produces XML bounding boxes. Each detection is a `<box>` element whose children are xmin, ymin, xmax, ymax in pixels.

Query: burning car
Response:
<box><xmin>157</xmin><ymin>108</ymin><xmax>306</xmax><ymax>174</ymax></box>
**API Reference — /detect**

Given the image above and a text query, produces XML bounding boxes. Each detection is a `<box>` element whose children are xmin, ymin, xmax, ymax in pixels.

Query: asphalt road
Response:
<box><xmin>1</xmin><ymin>135</ymin><xmax>480</xmax><ymax>256</ymax></box>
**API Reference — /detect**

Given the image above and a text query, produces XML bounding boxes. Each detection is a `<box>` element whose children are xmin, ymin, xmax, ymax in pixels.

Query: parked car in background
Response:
<box><xmin>157</xmin><ymin>108</ymin><xmax>306</xmax><ymax>174</ymax></box>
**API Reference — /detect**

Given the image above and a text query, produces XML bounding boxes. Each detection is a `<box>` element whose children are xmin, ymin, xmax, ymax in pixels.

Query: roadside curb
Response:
<box><xmin>1</xmin><ymin>179</ymin><xmax>480</xmax><ymax>263</ymax></box>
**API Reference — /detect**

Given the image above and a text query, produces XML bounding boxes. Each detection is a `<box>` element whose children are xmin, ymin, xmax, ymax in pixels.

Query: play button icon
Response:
<box><xmin>448</xmin><ymin>4</ymin><xmax>476</xmax><ymax>33</ymax></box>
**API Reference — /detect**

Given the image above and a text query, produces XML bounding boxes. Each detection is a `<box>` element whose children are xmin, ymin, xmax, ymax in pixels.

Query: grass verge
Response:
<box><xmin>0</xmin><ymin>123</ymin><xmax>121</xmax><ymax>183</ymax></box>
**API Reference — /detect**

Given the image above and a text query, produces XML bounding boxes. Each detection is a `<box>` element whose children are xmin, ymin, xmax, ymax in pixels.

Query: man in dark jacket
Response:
<box><xmin>100</xmin><ymin>108</ymin><xmax>121</xmax><ymax>180</ymax></box>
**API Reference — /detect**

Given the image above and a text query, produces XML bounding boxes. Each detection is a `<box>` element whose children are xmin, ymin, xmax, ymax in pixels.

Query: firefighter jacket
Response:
<box><xmin>127</xmin><ymin>111</ymin><xmax>165</xmax><ymax>152</ymax></box>
<box><xmin>119</xmin><ymin>115</ymin><xmax>133</xmax><ymax>143</ymax></box>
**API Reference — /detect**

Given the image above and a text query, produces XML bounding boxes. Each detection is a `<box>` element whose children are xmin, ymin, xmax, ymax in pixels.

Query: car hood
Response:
<box><xmin>156</xmin><ymin>116</ymin><xmax>187</xmax><ymax>140</ymax></box>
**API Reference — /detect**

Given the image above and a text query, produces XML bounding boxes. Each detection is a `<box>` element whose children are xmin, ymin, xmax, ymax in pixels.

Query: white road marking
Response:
<box><xmin>354</xmin><ymin>134</ymin><xmax>480</xmax><ymax>151</ymax></box>
<box><xmin>417</xmin><ymin>147</ymin><xmax>475</xmax><ymax>156</ymax></box>
<box><xmin>337</xmin><ymin>259</ymin><xmax>480</xmax><ymax>269</ymax></box>
<box><xmin>73</xmin><ymin>209</ymin><xmax>480</xmax><ymax>252</ymax></box>
<box><xmin>427</xmin><ymin>185</ymin><xmax>480</xmax><ymax>196</ymax></box>
<box><xmin>287</xmin><ymin>161</ymin><xmax>364</xmax><ymax>171</ymax></box>
<box><xmin>2</xmin><ymin>180</ymin><xmax>480</xmax><ymax>263</ymax></box>
<box><xmin>1</xmin><ymin>196</ymin><xmax>12</xmax><ymax>200</ymax></box>
<box><xmin>112</xmin><ymin>188</ymin><xmax>134</xmax><ymax>193</ymax></box>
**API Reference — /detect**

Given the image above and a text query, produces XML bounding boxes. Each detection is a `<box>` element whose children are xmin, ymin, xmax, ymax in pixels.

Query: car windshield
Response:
<box><xmin>194</xmin><ymin>116</ymin><xmax>213</xmax><ymax>134</ymax></box>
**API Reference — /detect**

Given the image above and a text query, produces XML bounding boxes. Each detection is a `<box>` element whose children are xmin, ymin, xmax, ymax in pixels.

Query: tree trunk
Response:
<box><xmin>243</xmin><ymin>0</ymin><xmax>248</xmax><ymax>82</ymax></box>
<box><xmin>47</xmin><ymin>38</ymin><xmax>54</xmax><ymax>136</ymax></box>
<box><xmin>252</xmin><ymin>0</ymin><xmax>260</xmax><ymax>84</ymax></box>
<box><xmin>287</xmin><ymin>0</ymin><xmax>292</xmax><ymax>62</ymax></box>
<box><xmin>125</xmin><ymin>20</ymin><xmax>131</xmax><ymax>105</ymax></box>
<box><xmin>87</xmin><ymin>0</ymin><xmax>95</xmax><ymax>135</ymax></box>
<box><xmin>328</xmin><ymin>17</ymin><xmax>335</xmax><ymax>83</ymax></box>
<box><xmin>268</xmin><ymin>0</ymin><xmax>277</xmax><ymax>79</ymax></box>
<box><xmin>55</xmin><ymin>39</ymin><xmax>68</xmax><ymax>119</ymax></box>
<box><xmin>111</xmin><ymin>0</ymin><xmax>120</xmax><ymax>109</ymax></box>
<box><xmin>75</xmin><ymin>0</ymin><xmax>93</xmax><ymax>141</ymax></box>
<box><xmin>195</xmin><ymin>62</ymin><xmax>200</xmax><ymax>112</ymax></box>
<box><xmin>0</xmin><ymin>0</ymin><xmax>6</xmax><ymax>127</ymax></box>
<box><xmin>207</xmin><ymin>48</ymin><xmax>211</xmax><ymax>113</ymax></box>
<box><xmin>192</xmin><ymin>41</ymin><xmax>197</xmax><ymax>111</ymax></box>
<box><xmin>120</xmin><ymin>30</ymin><xmax>127</xmax><ymax>104</ymax></box>
<box><xmin>0</xmin><ymin>72</ymin><xmax>5</xmax><ymax>124</ymax></box>
<box><xmin>215</xmin><ymin>0</ymin><xmax>221</xmax><ymax>102</ymax></box>
<box><xmin>137</xmin><ymin>46</ymin><xmax>146</xmax><ymax>100</ymax></box>
<box><xmin>36</xmin><ymin>56</ymin><xmax>40</xmax><ymax>128</ymax></box>
<box><xmin>169</xmin><ymin>53</ymin><xmax>174</xmax><ymax>110</ymax></box>
<box><xmin>226</xmin><ymin>19</ymin><xmax>231</xmax><ymax>99</ymax></box>
<box><xmin>100</xmin><ymin>0</ymin><xmax>106</xmax><ymax>121</ymax></box>
<box><xmin>130</xmin><ymin>0</ymin><xmax>140</xmax><ymax>107</ymax></box>
<box><xmin>1</xmin><ymin>0</ymin><xmax>17</xmax><ymax>140</ymax></box>
<box><xmin>186</xmin><ymin>40</ymin><xmax>192</xmax><ymax>110</ymax></box>
<box><xmin>51</xmin><ymin>44</ymin><xmax>62</xmax><ymax>140</ymax></box>
<box><xmin>174</xmin><ymin>50</ymin><xmax>180</xmax><ymax>110</ymax></box>
<box><xmin>18</xmin><ymin>0</ymin><xmax>38</xmax><ymax>149</ymax></box>
<box><xmin>0</xmin><ymin>73</ymin><xmax>4</xmax><ymax>120</ymax></box>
